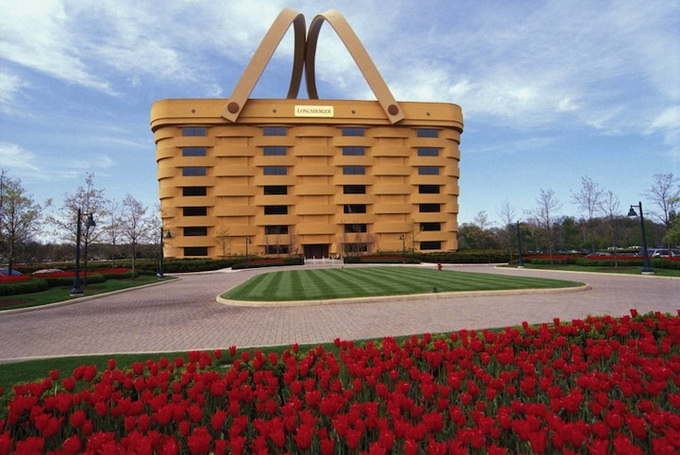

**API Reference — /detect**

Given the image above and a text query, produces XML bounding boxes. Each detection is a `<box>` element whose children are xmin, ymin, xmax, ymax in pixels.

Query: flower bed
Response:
<box><xmin>1</xmin><ymin>311</ymin><xmax>679</xmax><ymax>453</ymax></box>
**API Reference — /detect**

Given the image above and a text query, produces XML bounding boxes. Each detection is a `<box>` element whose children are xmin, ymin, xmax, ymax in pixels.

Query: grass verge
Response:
<box><xmin>512</xmin><ymin>264</ymin><xmax>680</xmax><ymax>276</ymax></box>
<box><xmin>222</xmin><ymin>266</ymin><xmax>583</xmax><ymax>301</ymax></box>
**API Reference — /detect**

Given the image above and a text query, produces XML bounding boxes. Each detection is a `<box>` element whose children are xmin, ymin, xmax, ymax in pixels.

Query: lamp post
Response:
<box><xmin>158</xmin><ymin>228</ymin><xmax>172</xmax><ymax>278</ymax></box>
<box><xmin>245</xmin><ymin>237</ymin><xmax>252</xmax><ymax>268</ymax></box>
<box><xmin>627</xmin><ymin>202</ymin><xmax>654</xmax><ymax>274</ymax></box>
<box><xmin>399</xmin><ymin>235</ymin><xmax>406</xmax><ymax>263</ymax></box>
<box><xmin>516</xmin><ymin>221</ymin><xmax>525</xmax><ymax>268</ymax></box>
<box><xmin>70</xmin><ymin>209</ymin><xmax>96</xmax><ymax>295</ymax></box>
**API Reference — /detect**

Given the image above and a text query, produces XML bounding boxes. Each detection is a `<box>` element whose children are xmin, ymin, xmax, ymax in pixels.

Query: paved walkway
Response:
<box><xmin>0</xmin><ymin>265</ymin><xmax>678</xmax><ymax>362</ymax></box>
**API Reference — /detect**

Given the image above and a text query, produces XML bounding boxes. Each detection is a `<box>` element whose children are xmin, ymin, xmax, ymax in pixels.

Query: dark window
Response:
<box><xmin>263</xmin><ymin>126</ymin><xmax>287</xmax><ymax>136</ymax></box>
<box><xmin>344</xmin><ymin>204</ymin><xmax>366</xmax><ymax>214</ymax></box>
<box><xmin>343</xmin><ymin>165</ymin><xmax>365</xmax><ymax>175</ymax></box>
<box><xmin>419</xmin><ymin>185</ymin><xmax>440</xmax><ymax>194</ymax></box>
<box><xmin>417</xmin><ymin>128</ymin><xmax>439</xmax><ymax>138</ymax></box>
<box><xmin>184</xmin><ymin>227</ymin><xmax>208</xmax><ymax>236</ymax></box>
<box><xmin>344</xmin><ymin>223</ymin><xmax>367</xmax><ymax>233</ymax></box>
<box><xmin>182</xmin><ymin>167</ymin><xmax>207</xmax><ymax>177</ymax></box>
<box><xmin>263</xmin><ymin>166</ymin><xmax>287</xmax><ymax>176</ymax></box>
<box><xmin>420</xmin><ymin>241</ymin><xmax>442</xmax><ymax>250</ymax></box>
<box><xmin>417</xmin><ymin>147</ymin><xmax>439</xmax><ymax>157</ymax></box>
<box><xmin>342</xmin><ymin>146</ymin><xmax>366</xmax><ymax>156</ymax></box>
<box><xmin>420</xmin><ymin>222</ymin><xmax>441</xmax><ymax>232</ymax></box>
<box><xmin>183</xmin><ymin>186</ymin><xmax>207</xmax><ymax>196</ymax></box>
<box><xmin>264</xmin><ymin>185</ymin><xmax>288</xmax><ymax>195</ymax></box>
<box><xmin>265</xmin><ymin>245</ymin><xmax>290</xmax><ymax>255</ymax></box>
<box><xmin>183</xmin><ymin>207</ymin><xmax>207</xmax><ymax>216</ymax></box>
<box><xmin>184</xmin><ymin>246</ymin><xmax>209</xmax><ymax>256</ymax></box>
<box><xmin>265</xmin><ymin>225</ymin><xmax>289</xmax><ymax>235</ymax></box>
<box><xmin>343</xmin><ymin>185</ymin><xmax>366</xmax><ymax>194</ymax></box>
<box><xmin>344</xmin><ymin>243</ymin><xmax>368</xmax><ymax>253</ymax></box>
<box><xmin>418</xmin><ymin>166</ymin><xmax>440</xmax><ymax>175</ymax></box>
<box><xmin>342</xmin><ymin>127</ymin><xmax>365</xmax><ymax>137</ymax></box>
<box><xmin>182</xmin><ymin>127</ymin><xmax>207</xmax><ymax>136</ymax></box>
<box><xmin>264</xmin><ymin>205</ymin><xmax>288</xmax><ymax>215</ymax></box>
<box><xmin>263</xmin><ymin>146</ymin><xmax>287</xmax><ymax>156</ymax></box>
<box><xmin>419</xmin><ymin>204</ymin><xmax>440</xmax><ymax>213</ymax></box>
<box><xmin>182</xmin><ymin>147</ymin><xmax>207</xmax><ymax>157</ymax></box>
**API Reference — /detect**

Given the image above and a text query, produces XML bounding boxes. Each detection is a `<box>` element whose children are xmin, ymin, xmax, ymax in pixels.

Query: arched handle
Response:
<box><xmin>221</xmin><ymin>8</ymin><xmax>306</xmax><ymax>122</ymax></box>
<box><xmin>305</xmin><ymin>10</ymin><xmax>405</xmax><ymax>124</ymax></box>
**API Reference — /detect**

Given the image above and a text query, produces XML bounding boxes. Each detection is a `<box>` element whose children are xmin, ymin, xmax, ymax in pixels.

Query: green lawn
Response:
<box><xmin>0</xmin><ymin>276</ymin><xmax>172</xmax><ymax>311</ymax></box>
<box><xmin>222</xmin><ymin>266</ymin><xmax>583</xmax><ymax>301</ymax></box>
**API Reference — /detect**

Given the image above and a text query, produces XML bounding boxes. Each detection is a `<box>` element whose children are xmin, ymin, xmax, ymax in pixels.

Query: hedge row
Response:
<box><xmin>231</xmin><ymin>256</ymin><xmax>305</xmax><ymax>270</ymax></box>
<box><xmin>0</xmin><ymin>278</ymin><xmax>49</xmax><ymax>297</ymax></box>
<box><xmin>526</xmin><ymin>257</ymin><xmax>680</xmax><ymax>270</ymax></box>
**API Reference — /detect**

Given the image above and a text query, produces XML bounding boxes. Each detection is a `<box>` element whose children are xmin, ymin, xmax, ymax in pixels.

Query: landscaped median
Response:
<box><xmin>0</xmin><ymin>311</ymin><xmax>678</xmax><ymax>453</ymax></box>
<box><xmin>219</xmin><ymin>266</ymin><xmax>586</xmax><ymax>306</ymax></box>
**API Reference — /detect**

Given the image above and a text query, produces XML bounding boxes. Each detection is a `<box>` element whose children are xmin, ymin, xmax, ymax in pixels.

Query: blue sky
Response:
<box><xmin>1</xmin><ymin>0</ymin><xmax>678</xmax><ymax>228</ymax></box>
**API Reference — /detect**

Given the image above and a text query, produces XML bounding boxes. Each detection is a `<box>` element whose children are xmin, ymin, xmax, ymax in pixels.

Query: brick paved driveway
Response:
<box><xmin>1</xmin><ymin>265</ymin><xmax>678</xmax><ymax>362</ymax></box>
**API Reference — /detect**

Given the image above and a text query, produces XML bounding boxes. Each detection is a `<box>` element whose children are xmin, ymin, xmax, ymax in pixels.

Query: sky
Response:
<box><xmin>1</xmin><ymin>0</ymin><xmax>678</xmax><ymax>231</ymax></box>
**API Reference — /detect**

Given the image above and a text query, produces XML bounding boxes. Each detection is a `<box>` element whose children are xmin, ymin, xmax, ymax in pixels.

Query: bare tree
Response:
<box><xmin>601</xmin><ymin>190</ymin><xmax>622</xmax><ymax>251</ymax></box>
<box><xmin>571</xmin><ymin>176</ymin><xmax>604</xmax><ymax>252</ymax></box>
<box><xmin>120</xmin><ymin>194</ymin><xmax>150</xmax><ymax>276</ymax></box>
<box><xmin>644</xmin><ymin>173</ymin><xmax>680</xmax><ymax>231</ymax></box>
<box><xmin>215</xmin><ymin>227</ymin><xmax>232</xmax><ymax>259</ymax></box>
<box><xmin>528</xmin><ymin>189</ymin><xmax>563</xmax><ymax>263</ymax></box>
<box><xmin>497</xmin><ymin>199</ymin><xmax>518</xmax><ymax>260</ymax></box>
<box><xmin>101</xmin><ymin>200</ymin><xmax>122</xmax><ymax>264</ymax></box>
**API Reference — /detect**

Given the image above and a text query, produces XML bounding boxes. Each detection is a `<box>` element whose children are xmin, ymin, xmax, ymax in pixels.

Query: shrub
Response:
<box><xmin>0</xmin><ymin>278</ymin><xmax>49</xmax><ymax>296</ymax></box>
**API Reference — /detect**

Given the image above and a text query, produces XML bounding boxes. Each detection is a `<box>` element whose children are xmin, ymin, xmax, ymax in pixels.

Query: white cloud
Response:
<box><xmin>0</xmin><ymin>142</ymin><xmax>42</xmax><ymax>174</ymax></box>
<box><xmin>0</xmin><ymin>70</ymin><xmax>28</xmax><ymax>108</ymax></box>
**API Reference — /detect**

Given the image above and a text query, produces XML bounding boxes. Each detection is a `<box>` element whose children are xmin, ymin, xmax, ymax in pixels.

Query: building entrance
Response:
<box><xmin>304</xmin><ymin>244</ymin><xmax>330</xmax><ymax>259</ymax></box>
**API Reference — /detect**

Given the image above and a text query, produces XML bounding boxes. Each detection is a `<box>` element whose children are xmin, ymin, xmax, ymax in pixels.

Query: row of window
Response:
<box><xmin>180</xmin><ymin>184</ymin><xmax>442</xmax><ymax>197</ymax></box>
<box><xmin>181</xmin><ymin>204</ymin><xmax>443</xmax><ymax>217</ymax></box>
<box><xmin>181</xmin><ymin>165</ymin><xmax>442</xmax><ymax>177</ymax></box>
<box><xmin>181</xmin><ymin>223</ymin><xmax>442</xmax><ymax>237</ymax></box>
<box><xmin>182</xmin><ymin>145</ymin><xmax>441</xmax><ymax>157</ymax></box>
<box><xmin>182</xmin><ymin>240</ymin><xmax>443</xmax><ymax>257</ymax></box>
<box><xmin>182</xmin><ymin>126</ymin><xmax>440</xmax><ymax>138</ymax></box>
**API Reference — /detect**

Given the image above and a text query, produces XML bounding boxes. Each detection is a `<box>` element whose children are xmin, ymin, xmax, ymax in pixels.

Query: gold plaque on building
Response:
<box><xmin>294</xmin><ymin>105</ymin><xmax>335</xmax><ymax>117</ymax></box>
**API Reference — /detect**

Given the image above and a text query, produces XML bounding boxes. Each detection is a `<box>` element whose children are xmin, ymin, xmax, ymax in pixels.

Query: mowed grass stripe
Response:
<box><xmin>222</xmin><ymin>267</ymin><xmax>582</xmax><ymax>301</ymax></box>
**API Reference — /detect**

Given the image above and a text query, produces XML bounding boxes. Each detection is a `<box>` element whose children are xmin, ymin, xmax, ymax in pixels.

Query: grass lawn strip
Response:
<box><xmin>223</xmin><ymin>266</ymin><xmax>582</xmax><ymax>302</ymax></box>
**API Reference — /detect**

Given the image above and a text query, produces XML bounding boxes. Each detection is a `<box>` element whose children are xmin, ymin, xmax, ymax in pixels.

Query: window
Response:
<box><xmin>342</xmin><ymin>146</ymin><xmax>365</xmax><ymax>156</ymax></box>
<box><xmin>182</xmin><ymin>127</ymin><xmax>207</xmax><ymax>136</ymax></box>
<box><xmin>417</xmin><ymin>128</ymin><xmax>439</xmax><ymax>138</ymax></box>
<box><xmin>263</xmin><ymin>146</ymin><xmax>287</xmax><ymax>156</ymax></box>
<box><xmin>184</xmin><ymin>247</ymin><xmax>208</xmax><ymax>256</ymax></box>
<box><xmin>263</xmin><ymin>166</ymin><xmax>287</xmax><ymax>176</ymax></box>
<box><xmin>418</xmin><ymin>166</ymin><xmax>440</xmax><ymax>175</ymax></box>
<box><xmin>343</xmin><ymin>165</ymin><xmax>365</xmax><ymax>175</ymax></box>
<box><xmin>343</xmin><ymin>185</ymin><xmax>366</xmax><ymax>194</ymax></box>
<box><xmin>342</xmin><ymin>127</ymin><xmax>365</xmax><ymax>136</ymax></box>
<box><xmin>419</xmin><ymin>185</ymin><xmax>440</xmax><ymax>194</ymax></box>
<box><xmin>417</xmin><ymin>147</ymin><xmax>439</xmax><ymax>157</ymax></box>
<box><xmin>182</xmin><ymin>147</ymin><xmax>207</xmax><ymax>157</ymax></box>
<box><xmin>184</xmin><ymin>227</ymin><xmax>208</xmax><ymax>236</ymax></box>
<box><xmin>263</xmin><ymin>126</ymin><xmax>287</xmax><ymax>136</ymax></box>
<box><xmin>265</xmin><ymin>225</ymin><xmax>289</xmax><ymax>235</ymax></box>
<box><xmin>265</xmin><ymin>245</ymin><xmax>290</xmax><ymax>255</ymax></box>
<box><xmin>264</xmin><ymin>185</ymin><xmax>288</xmax><ymax>195</ymax></box>
<box><xmin>420</xmin><ymin>222</ymin><xmax>441</xmax><ymax>232</ymax></box>
<box><xmin>419</xmin><ymin>204</ymin><xmax>441</xmax><ymax>213</ymax></box>
<box><xmin>420</xmin><ymin>241</ymin><xmax>442</xmax><ymax>250</ymax></box>
<box><xmin>183</xmin><ymin>207</ymin><xmax>207</xmax><ymax>216</ymax></box>
<box><xmin>183</xmin><ymin>186</ymin><xmax>207</xmax><ymax>196</ymax></box>
<box><xmin>182</xmin><ymin>167</ymin><xmax>207</xmax><ymax>177</ymax></box>
<box><xmin>344</xmin><ymin>204</ymin><xmax>366</xmax><ymax>214</ymax></box>
<box><xmin>344</xmin><ymin>223</ymin><xmax>367</xmax><ymax>233</ymax></box>
<box><xmin>344</xmin><ymin>243</ymin><xmax>368</xmax><ymax>253</ymax></box>
<box><xmin>264</xmin><ymin>205</ymin><xmax>288</xmax><ymax>215</ymax></box>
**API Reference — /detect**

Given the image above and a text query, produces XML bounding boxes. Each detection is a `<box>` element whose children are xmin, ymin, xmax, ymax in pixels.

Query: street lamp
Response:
<box><xmin>399</xmin><ymin>235</ymin><xmax>406</xmax><ymax>263</ymax></box>
<box><xmin>245</xmin><ymin>237</ymin><xmax>252</xmax><ymax>268</ymax></box>
<box><xmin>158</xmin><ymin>228</ymin><xmax>172</xmax><ymax>278</ymax></box>
<box><xmin>70</xmin><ymin>209</ymin><xmax>96</xmax><ymax>295</ymax></box>
<box><xmin>627</xmin><ymin>202</ymin><xmax>654</xmax><ymax>274</ymax></box>
<box><xmin>516</xmin><ymin>221</ymin><xmax>525</xmax><ymax>268</ymax></box>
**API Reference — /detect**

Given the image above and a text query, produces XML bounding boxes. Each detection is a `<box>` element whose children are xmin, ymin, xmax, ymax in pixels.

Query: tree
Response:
<box><xmin>644</xmin><ymin>173</ymin><xmax>680</xmax><ymax>231</ymax></box>
<box><xmin>0</xmin><ymin>174</ymin><xmax>45</xmax><ymax>272</ymax></box>
<box><xmin>215</xmin><ymin>227</ymin><xmax>232</xmax><ymax>259</ymax></box>
<box><xmin>497</xmin><ymin>199</ymin><xmax>518</xmax><ymax>260</ymax></box>
<box><xmin>101</xmin><ymin>200</ymin><xmax>123</xmax><ymax>264</ymax></box>
<box><xmin>528</xmin><ymin>189</ymin><xmax>563</xmax><ymax>263</ymax></box>
<box><xmin>120</xmin><ymin>194</ymin><xmax>150</xmax><ymax>276</ymax></box>
<box><xmin>571</xmin><ymin>176</ymin><xmax>604</xmax><ymax>252</ymax></box>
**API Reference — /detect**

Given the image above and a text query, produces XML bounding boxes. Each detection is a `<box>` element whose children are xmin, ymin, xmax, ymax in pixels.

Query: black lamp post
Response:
<box><xmin>516</xmin><ymin>221</ymin><xmax>525</xmax><ymax>268</ymax></box>
<box><xmin>399</xmin><ymin>235</ymin><xmax>406</xmax><ymax>263</ymax></box>
<box><xmin>245</xmin><ymin>237</ymin><xmax>252</xmax><ymax>268</ymax></box>
<box><xmin>627</xmin><ymin>202</ymin><xmax>654</xmax><ymax>274</ymax></box>
<box><xmin>158</xmin><ymin>228</ymin><xmax>172</xmax><ymax>278</ymax></box>
<box><xmin>70</xmin><ymin>209</ymin><xmax>96</xmax><ymax>295</ymax></box>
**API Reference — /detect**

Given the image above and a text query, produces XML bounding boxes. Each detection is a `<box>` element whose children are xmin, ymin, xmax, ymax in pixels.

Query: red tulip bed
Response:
<box><xmin>2</xmin><ymin>310</ymin><xmax>679</xmax><ymax>454</ymax></box>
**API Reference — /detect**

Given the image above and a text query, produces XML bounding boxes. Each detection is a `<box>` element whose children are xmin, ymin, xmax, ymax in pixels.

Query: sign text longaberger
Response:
<box><xmin>294</xmin><ymin>105</ymin><xmax>335</xmax><ymax>117</ymax></box>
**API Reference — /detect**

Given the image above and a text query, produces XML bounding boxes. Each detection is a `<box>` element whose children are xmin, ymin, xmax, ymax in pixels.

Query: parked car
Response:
<box><xmin>0</xmin><ymin>268</ymin><xmax>22</xmax><ymax>276</ymax></box>
<box><xmin>586</xmin><ymin>252</ymin><xmax>611</xmax><ymax>258</ymax></box>
<box><xmin>639</xmin><ymin>248</ymin><xmax>680</xmax><ymax>258</ymax></box>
